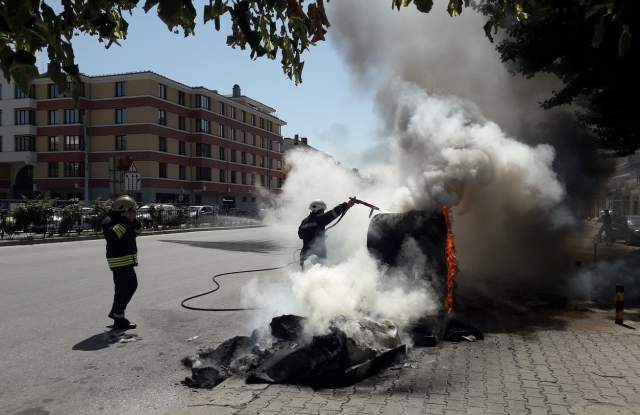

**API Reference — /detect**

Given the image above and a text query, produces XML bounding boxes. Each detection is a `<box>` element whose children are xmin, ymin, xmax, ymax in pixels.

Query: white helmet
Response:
<box><xmin>308</xmin><ymin>200</ymin><xmax>327</xmax><ymax>213</ymax></box>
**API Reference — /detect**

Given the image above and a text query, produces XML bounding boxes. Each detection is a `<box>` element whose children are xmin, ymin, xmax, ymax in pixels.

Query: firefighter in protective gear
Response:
<box><xmin>102</xmin><ymin>195</ymin><xmax>142</xmax><ymax>330</ymax></box>
<box><xmin>298</xmin><ymin>198</ymin><xmax>355</xmax><ymax>268</ymax></box>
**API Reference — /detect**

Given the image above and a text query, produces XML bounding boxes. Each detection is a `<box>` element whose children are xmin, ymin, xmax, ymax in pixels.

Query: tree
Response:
<box><xmin>0</xmin><ymin>0</ymin><xmax>634</xmax><ymax>152</ymax></box>
<box><xmin>478</xmin><ymin>0</ymin><xmax>635</xmax><ymax>155</ymax></box>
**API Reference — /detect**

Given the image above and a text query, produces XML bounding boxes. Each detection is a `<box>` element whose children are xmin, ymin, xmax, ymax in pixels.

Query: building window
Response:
<box><xmin>115</xmin><ymin>108</ymin><xmax>126</xmax><ymax>124</ymax></box>
<box><xmin>48</xmin><ymin>136</ymin><xmax>60</xmax><ymax>151</ymax></box>
<box><xmin>178</xmin><ymin>91</ymin><xmax>185</xmax><ymax>106</ymax></box>
<box><xmin>64</xmin><ymin>161</ymin><xmax>85</xmax><ymax>177</ymax></box>
<box><xmin>251</xmin><ymin>173</ymin><xmax>256</xmax><ymax>185</ymax></box>
<box><xmin>64</xmin><ymin>135</ymin><xmax>84</xmax><ymax>151</ymax></box>
<box><xmin>230</xmin><ymin>150</ymin><xmax>236</xmax><ymax>163</ymax></box>
<box><xmin>158</xmin><ymin>83</ymin><xmax>167</xmax><ymax>99</ymax></box>
<box><xmin>196</xmin><ymin>95</ymin><xmax>209</xmax><ymax>109</ymax></box>
<box><xmin>178</xmin><ymin>116</ymin><xmax>186</xmax><ymax>130</ymax></box>
<box><xmin>241</xmin><ymin>110</ymin><xmax>246</xmax><ymax>122</ymax></box>
<box><xmin>251</xmin><ymin>114</ymin><xmax>256</xmax><ymax>126</ymax></box>
<box><xmin>241</xmin><ymin>172</ymin><xmax>247</xmax><ymax>185</ymax></box>
<box><xmin>219</xmin><ymin>170</ymin><xmax>226</xmax><ymax>183</ymax></box>
<box><xmin>48</xmin><ymin>84</ymin><xmax>59</xmax><ymax>98</ymax></box>
<box><xmin>14</xmin><ymin>84</ymin><xmax>34</xmax><ymax>99</ymax></box>
<box><xmin>179</xmin><ymin>165</ymin><xmax>186</xmax><ymax>180</ymax></box>
<box><xmin>255</xmin><ymin>135</ymin><xmax>261</xmax><ymax>148</ymax></box>
<box><xmin>242</xmin><ymin>131</ymin><xmax>247</xmax><ymax>143</ymax></box>
<box><xmin>196</xmin><ymin>143</ymin><xmax>211</xmax><ymax>158</ymax></box>
<box><xmin>277</xmin><ymin>159</ymin><xmax>282</xmax><ymax>170</ymax></box>
<box><xmin>64</xmin><ymin>108</ymin><xmax>82</xmax><ymax>124</ymax></box>
<box><xmin>15</xmin><ymin>109</ymin><xmax>35</xmax><ymax>125</ymax></box>
<box><xmin>260</xmin><ymin>118</ymin><xmax>265</xmax><ymax>129</ymax></box>
<box><xmin>219</xmin><ymin>146</ymin><xmax>226</xmax><ymax>160</ymax></box>
<box><xmin>158</xmin><ymin>109</ymin><xmax>166</xmax><ymax>125</ymax></box>
<box><xmin>230</xmin><ymin>171</ymin><xmax>236</xmax><ymax>184</ymax></box>
<box><xmin>196</xmin><ymin>167</ymin><xmax>211</xmax><ymax>181</ymax></box>
<box><xmin>219</xmin><ymin>124</ymin><xmax>225</xmax><ymax>138</ymax></box>
<box><xmin>231</xmin><ymin>106</ymin><xmax>236</xmax><ymax>119</ymax></box>
<box><xmin>260</xmin><ymin>175</ymin><xmax>266</xmax><ymax>187</ymax></box>
<box><xmin>252</xmin><ymin>154</ymin><xmax>257</xmax><ymax>166</ymax></box>
<box><xmin>115</xmin><ymin>81</ymin><xmax>127</xmax><ymax>97</ymax></box>
<box><xmin>267</xmin><ymin>120</ymin><xmax>273</xmax><ymax>132</ymax></box>
<box><xmin>219</xmin><ymin>101</ymin><xmax>225</xmax><ymax>115</ymax></box>
<box><xmin>48</xmin><ymin>162</ymin><xmax>58</xmax><ymax>177</ymax></box>
<box><xmin>241</xmin><ymin>152</ymin><xmax>246</xmax><ymax>164</ymax></box>
<box><xmin>115</xmin><ymin>135</ymin><xmax>126</xmax><ymax>151</ymax></box>
<box><xmin>159</xmin><ymin>162</ymin><xmax>167</xmax><ymax>178</ymax></box>
<box><xmin>48</xmin><ymin>110</ymin><xmax>57</xmax><ymax>125</ymax></box>
<box><xmin>251</xmin><ymin>134</ymin><xmax>256</xmax><ymax>146</ymax></box>
<box><xmin>179</xmin><ymin>140</ymin><xmax>186</xmax><ymax>155</ymax></box>
<box><xmin>15</xmin><ymin>135</ymin><xmax>35</xmax><ymax>151</ymax></box>
<box><xmin>229</xmin><ymin>128</ymin><xmax>236</xmax><ymax>141</ymax></box>
<box><xmin>196</xmin><ymin>119</ymin><xmax>210</xmax><ymax>133</ymax></box>
<box><xmin>158</xmin><ymin>136</ymin><xmax>167</xmax><ymax>152</ymax></box>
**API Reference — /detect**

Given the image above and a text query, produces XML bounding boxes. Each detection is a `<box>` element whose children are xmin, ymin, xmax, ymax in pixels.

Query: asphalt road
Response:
<box><xmin>0</xmin><ymin>226</ymin><xmax>299</xmax><ymax>415</ymax></box>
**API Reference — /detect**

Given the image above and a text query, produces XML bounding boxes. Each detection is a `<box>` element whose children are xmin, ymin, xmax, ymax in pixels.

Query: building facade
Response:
<box><xmin>594</xmin><ymin>153</ymin><xmax>640</xmax><ymax>217</ymax></box>
<box><xmin>0</xmin><ymin>72</ymin><xmax>286</xmax><ymax>208</ymax></box>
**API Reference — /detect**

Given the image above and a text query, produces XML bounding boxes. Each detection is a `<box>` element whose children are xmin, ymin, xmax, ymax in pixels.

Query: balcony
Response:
<box><xmin>0</xmin><ymin>151</ymin><xmax>37</xmax><ymax>164</ymax></box>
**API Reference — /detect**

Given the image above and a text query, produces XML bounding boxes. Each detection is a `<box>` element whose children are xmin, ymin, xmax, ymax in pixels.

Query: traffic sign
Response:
<box><xmin>124</xmin><ymin>162</ymin><xmax>141</xmax><ymax>192</ymax></box>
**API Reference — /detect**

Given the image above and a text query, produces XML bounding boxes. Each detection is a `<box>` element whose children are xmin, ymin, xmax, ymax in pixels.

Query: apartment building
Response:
<box><xmin>0</xmin><ymin>72</ymin><xmax>286</xmax><ymax>207</ymax></box>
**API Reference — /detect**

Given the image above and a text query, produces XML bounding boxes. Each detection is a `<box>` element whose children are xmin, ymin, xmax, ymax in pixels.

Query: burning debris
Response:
<box><xmin>183</xmin><ymin>315</ymin><xmax>405</xmax><ymax>389</ymax></box>
<box><xmin>183</xmin><ymin>207</ymin><xmax>481</xmax><ymax>390</ymax></box>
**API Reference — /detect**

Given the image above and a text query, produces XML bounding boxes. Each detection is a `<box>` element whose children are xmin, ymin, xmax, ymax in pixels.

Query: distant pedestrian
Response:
<box><xmin>102</xmin><ymin>195</ymin><xmax>142</xmax><ymax>330</ymax></box>
<box><xmin>597</xmin><ymin>209</ymin><xmax>613</xmax><ymax>241</ymax></box>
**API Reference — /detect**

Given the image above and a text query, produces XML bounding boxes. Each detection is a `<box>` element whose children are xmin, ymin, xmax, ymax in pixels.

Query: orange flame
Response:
<box><xmin>442</xmin><ymin>205</ymin><xmax>457</xmax><ymax>314</ymax></box>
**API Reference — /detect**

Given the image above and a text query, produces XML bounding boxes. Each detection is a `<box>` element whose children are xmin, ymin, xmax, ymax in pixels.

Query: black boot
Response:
<box><xmin>113</xmin><ymin>317</ymin><xmax>136</xmax><ymax>330</ymax></box>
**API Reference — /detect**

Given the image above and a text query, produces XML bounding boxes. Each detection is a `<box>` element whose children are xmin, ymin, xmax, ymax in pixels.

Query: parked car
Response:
<box><xmin>137</xmin><ymin>204</ymin><xmax>177</xmax><ymax>228</ymax></box>
<box><xmin>626</xmin><ymin>215</ymin><xmax>640</xmax><ymax>245</ymax></box>
<box><xmin>188</xmin><ymin>205</ymin><xmax>216</xmax><ymax>224</ymax></box>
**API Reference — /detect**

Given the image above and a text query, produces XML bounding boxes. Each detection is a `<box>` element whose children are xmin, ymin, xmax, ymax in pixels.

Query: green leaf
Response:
<box><xmin>414</xmin><ymin>0</ymin><xmax>434</xmax><ymax>13</ymax></box>
<box><xmin>447</xmin><ymin>0</ymin><xmax>463</xmax><ymax>16</ymax></box>
<box><xmin>10</xmin><ymin>65</ymin><xmax>39</xmax><ymax>95</ymax></box>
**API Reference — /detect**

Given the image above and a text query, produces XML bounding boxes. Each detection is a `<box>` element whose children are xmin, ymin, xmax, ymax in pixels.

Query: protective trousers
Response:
<box><xmin>110</xmin><ymin>266</ymin><xmax>138</xmax><ymax>316</ymax></box>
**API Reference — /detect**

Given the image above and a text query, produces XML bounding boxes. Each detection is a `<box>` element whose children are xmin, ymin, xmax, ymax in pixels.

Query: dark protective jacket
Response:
<box><xmin>102</xmin><ymin>214</ymin><xmax>142</xmax><ymax>269</ymax></box>
<box><xmin>298</xmin><ymin>202</ymin><xmax>349</xmax><ymax>259</ymax></box>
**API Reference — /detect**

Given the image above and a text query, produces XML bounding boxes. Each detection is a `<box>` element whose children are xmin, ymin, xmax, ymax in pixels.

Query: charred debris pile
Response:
<box><xmin>183</xmin><ymin>210</ymin><xmax>482</xmax><ymax>389</ymax></box>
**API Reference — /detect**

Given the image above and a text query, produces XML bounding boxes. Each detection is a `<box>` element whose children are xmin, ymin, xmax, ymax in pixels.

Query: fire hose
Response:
<box><xmin>180</xmin><ymin>197</ymin><xmax>381</xmax><ymax>312</ymax></box>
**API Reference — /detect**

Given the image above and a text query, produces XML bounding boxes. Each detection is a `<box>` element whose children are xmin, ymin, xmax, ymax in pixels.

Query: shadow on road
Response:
<box><xmin>159</xmin><ymin>239</ymin><xmax>282</xmax><ymax>254</ymax></box>
<box><xmin>72</xmin><ymin>332</ymin><xmax>113</xmax><ymax>351</ymax></box>
<box><xmin>72</xmin><ymin>330</ymin><xmax>140</xmax><ymax>351</ymax></box>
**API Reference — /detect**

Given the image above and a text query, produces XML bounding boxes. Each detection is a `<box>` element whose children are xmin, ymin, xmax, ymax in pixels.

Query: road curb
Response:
<box><xmin>0</xmin><ymin>224</ymin><xmax>266</xmax><ymax>247</ymax></box>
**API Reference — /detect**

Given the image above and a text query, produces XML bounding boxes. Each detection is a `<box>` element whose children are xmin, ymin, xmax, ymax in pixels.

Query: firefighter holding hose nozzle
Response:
<box><xmin>298</xmin><ymin>198</ymin><xmax>355</xmax><ymax>269</ymax></box>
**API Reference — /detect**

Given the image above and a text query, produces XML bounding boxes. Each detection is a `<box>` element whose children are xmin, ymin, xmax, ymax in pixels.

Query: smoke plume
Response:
<box><xmin>243</xmin><ymin>1</ymin><xmax>611</xmax><ymax>333</ymax></box>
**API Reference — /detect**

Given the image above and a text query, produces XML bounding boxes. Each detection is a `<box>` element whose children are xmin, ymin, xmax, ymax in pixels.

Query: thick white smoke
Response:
<box><xmin>245</xmin><ymin>82</ymin><xmax>567</xmax><ymax>333</ymax></box>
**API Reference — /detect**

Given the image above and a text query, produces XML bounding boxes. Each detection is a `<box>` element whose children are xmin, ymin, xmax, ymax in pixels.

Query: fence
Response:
<box><xmin>0</xmin><ymin>200</ymin><xmax>262</xmax><ymax>241</ymax></box>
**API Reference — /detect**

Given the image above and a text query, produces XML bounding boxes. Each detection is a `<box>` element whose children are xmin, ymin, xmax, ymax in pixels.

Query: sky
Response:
<box><xmin>41</xmin><ymin>4</ymin><xmax>379</xmax><ymax>168</ymax></box>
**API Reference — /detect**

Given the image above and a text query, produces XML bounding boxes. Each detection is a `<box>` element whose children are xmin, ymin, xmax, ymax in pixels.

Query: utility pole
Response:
<box><xmin>82</xmin><ymin>105</ymin><xmax>89</xmax><ymax>204</ymax></box>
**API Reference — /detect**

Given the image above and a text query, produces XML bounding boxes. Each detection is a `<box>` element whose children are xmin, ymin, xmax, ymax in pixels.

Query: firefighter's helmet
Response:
<box><xmin>308</xmin><ymin>200</ymin><xmax>327</xmax><ymax>213</ymax></box>
<box><xmin>111</xmin><ymin>195</ymin><xmax>137</xmax><ymax>212</ymax></box>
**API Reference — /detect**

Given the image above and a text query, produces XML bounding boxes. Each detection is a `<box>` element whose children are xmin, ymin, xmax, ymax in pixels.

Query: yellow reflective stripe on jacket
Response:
<box><xmin>107</xmin><ymin>254</ymin><xmax>137</xmax><ymax>268</ymax></box>
<box><xmin>112</xmin><ymin>224</ymin><xmax>127</xmax><ymax>238</ymax></box>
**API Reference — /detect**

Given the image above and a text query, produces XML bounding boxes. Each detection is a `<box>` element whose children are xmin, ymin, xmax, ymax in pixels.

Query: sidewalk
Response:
<box><xmin>167</xmin><ymin>310</ymin><xmax>640</xmax><ymax>415</ymax></box>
